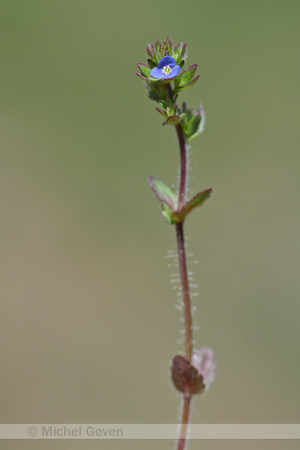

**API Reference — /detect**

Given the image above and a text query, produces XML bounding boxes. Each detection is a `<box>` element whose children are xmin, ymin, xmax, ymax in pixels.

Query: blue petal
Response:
<box><xmin>158</xmin><ymin>56</ymin><xmax>176</xmax><ymax>69</ymax></box>
<box><xmin>150</xmin><ymin>67</ymin><xmax>164</xmax><ymax>79</ymax></box>
<box><xmin>170</xmin><ymin>65</ymin><xmax>181</xmax><ymax>78</ymax></box>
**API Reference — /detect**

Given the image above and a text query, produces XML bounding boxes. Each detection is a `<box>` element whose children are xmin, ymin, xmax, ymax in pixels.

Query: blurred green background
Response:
<box><xmin>1</xmin><ymin>1</ymin><xmax>299</xmax><ymax>449</ymax></box>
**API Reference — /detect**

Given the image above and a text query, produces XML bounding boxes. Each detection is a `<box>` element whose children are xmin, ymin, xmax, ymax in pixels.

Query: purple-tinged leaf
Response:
<box><xmin>136</xmin><ymin>62</ymin><xmax>151</xmax><ymax>78</ymax></box>
<box><xmin>148</xmin><ymin>176</ymin><xmax>177</xmax><ymax>211</ymax></box>
<box><xmin>175</xmin><ymin>64</ymin><xmax>197</xmax><ymax>88</ymax></box>
<box><xmin>150</xmin><ymin>44</ymin><xmax>160</xmax><ymax>64</ymax></box>
<box><xmin>136</xmin><ymin>72</ymin><xmax>148</xmax><ymax>81</ymax></box>
<box><xmin>147</xmin><ymin>43</ymin><xmax>154</xmax><ymax>60</ymax></box>
<box><xmin>155</xmin><ymin>107</ymin><xmax>167</xmax><ymax>117</ymax></box>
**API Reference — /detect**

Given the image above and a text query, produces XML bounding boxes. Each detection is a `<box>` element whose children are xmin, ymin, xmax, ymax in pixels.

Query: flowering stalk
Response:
<box><xmin>137</xmin><ymin>37</ymin><xmax>217</xmax><ymax>450</ymax></box>
<box><xmin>172</xmin><ymin>83</ymin><xmax>197</xmax><ymax>449</ymax></box>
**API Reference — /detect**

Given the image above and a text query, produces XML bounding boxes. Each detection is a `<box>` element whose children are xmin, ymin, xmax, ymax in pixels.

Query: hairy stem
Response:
<box><xmin>176</xmin><ymin>220</ymin><xmax>192</xmax><ymax>361</ymax></box>
<box><xmin>175</xmin><ymin>123</ymin><xmax>188</xmax><ymax>209</ymax></box>
<box><xmin>174</xmin><ymin>116</ymin><xmax>193</xmax><ymax>450</ymax></box>
<box><xmin>167</xmin><ymin>82</ymin><xmax>193</xmax><ymax>450</ymax></box>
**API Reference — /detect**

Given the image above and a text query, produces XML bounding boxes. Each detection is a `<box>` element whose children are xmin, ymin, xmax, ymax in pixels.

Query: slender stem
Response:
<box><xmin>176</xmin><ymin>221</ymin><xmax>192</xmax><ymax>361</ymax></box>
<box><xmin>174</xmin><ymin>121</ymin><xmax>193</xmax><ymax>450</ymax></box>
<box><xmin>177</xmin><ymin>394</ymin><xmax>192</xmax><ymax>450</ymax></box>
<box><xmin>167</xmin><ymin>82</ymin><xmax>193</xmax><ymax>450</ymax></box>
<box><xmin>175</xmin><ymin>123</ymin><xmax>187</xmax><ymax>209</ymax></box>
<box><xmin>166</xmin><ymin>83</ymin><xmax>187</xmax><ymax>209</ymax></box>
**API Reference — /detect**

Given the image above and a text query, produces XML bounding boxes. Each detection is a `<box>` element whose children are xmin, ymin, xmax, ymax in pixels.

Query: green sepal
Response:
<box><xmin>148</xmin><ymin>176</ymin><xmax>177</xmax><ymax>211</ymax></box>
<box><xmin>148</xmin><ymin>176</ymin><xmax>179</xmax><ymax>223</ymax></box>
<box><xmin>175</xmin><ymin>64</ymin><xmax>197</xmax><ymax>89</ymax></box>
<box><xmin>171</xmin><ymin>188</ymin><xmax>212</xmax><ymax>222</ymax></box>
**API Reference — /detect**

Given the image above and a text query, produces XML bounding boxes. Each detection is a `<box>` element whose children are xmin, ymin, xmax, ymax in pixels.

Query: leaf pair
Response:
<box><xmin>148</xmin><ymin>176</ymin><xmax>212</xmax><ymax>224</ymax></box>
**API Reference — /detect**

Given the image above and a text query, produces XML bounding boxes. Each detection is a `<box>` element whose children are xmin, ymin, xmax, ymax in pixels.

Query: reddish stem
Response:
<box><xmin>167</xmin><ymin>82</ymin><xmax>193</xmax><ymax>450</ymax></box>
<box><xmin>175</xmin><ymin>123</ymin><xmax>187</xmax><ymax>209</ymax></box>
<box><xmin>176</xmin><ymin>221</ymin><xmax>192</xmax><ymax>361</ymax></box>
<box><xmin>177</xmin><ymin>394</ymin><xmax>192</xmax><ymax>450</ymax></box>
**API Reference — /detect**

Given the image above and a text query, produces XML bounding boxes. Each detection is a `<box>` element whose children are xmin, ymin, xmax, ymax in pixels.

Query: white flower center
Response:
<box><xmin>163</xmin><ymin>65</ymin><xmax>172</xmax><ymax>75</ymax></box>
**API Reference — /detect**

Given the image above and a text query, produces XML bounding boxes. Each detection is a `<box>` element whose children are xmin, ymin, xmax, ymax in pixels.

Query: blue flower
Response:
<box><xmin>150</xmin><ymin>56</ymin><xmax>180</xmax><ymax>80</ymax></box>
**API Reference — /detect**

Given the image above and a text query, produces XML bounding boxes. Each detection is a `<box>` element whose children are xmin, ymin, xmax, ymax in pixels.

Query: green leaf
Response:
<box><xmin>148</xmin><ymin>176</ymin><xmax>177</xmax><ymax>211</ymax></box>
<box><xmin>175</xmin><ymin>64</ymin><xmax>197</xmax><ymax>88</ymax></box>
<box><xmin>136</xmin><ymin>63</ymin><xmax>151</xmax><ymax>78</ymax></box>
<box><xmin>179</xmin><ymin>103</ymin><xmax>206</xmax><ymax>141</ymax></box>
<box><xmin>176</xmin><ymin>43</ymin><xmax>187</xmax><ymax>64</ymax></box>
<box><xmin>136</xmin><ymin>72</ymin><xmax>148</xmax><ymax>81</ymax></box>
<box><xmin>155</xmin><ymin>107</ymin><xmax>167</xmax><ymax>117</ymax></box>
<box><xmin>146</xmin><ymin>82</ymin><xmax>168</xmax><ymax>102</ymax></box>
<box><xmin>186</xmin><ymin>113</ymin><xmax>199</xmax><ymax>135</ymax></box>
<box><xmin>150</xmin><ymin>44</ymin><xmax>160</xmax><ymax>64</ymax></box>
<box><xmin>186</xmin><ymin>104</ymin><xmax>206</xmax><ymax>141</ymax></box>
<box><xmin>165</xmin><ymin>36</ymin><xmax>173</xmax><ymax>55</ymax></box>
<box><xmin>147</xmin><ymin>58</ymin><xmax>157</xmax><ymax>69</ymax></box>
<box><xmin>161</xmin><ymin>203</ymin><xmax>176</xmax><ymax>224</ymax></box>
<box><xmin>173</xmin><ymin>43</ymin><xmax>180</xmax><ymax>61</ymax></box>
<box><xmin>173</xmin><ymin>74</ymin><xmax>200</xmax><ymax>94</ymax></box>
<box><xmin>147</xmin><ymin>44</ymin><xmax>154</xmax><ymax>60</ymax></box>
<box><xmin>171</xmin><ymin>188</ymin><xmax>212</xmax><ymax>222</ymax></box>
